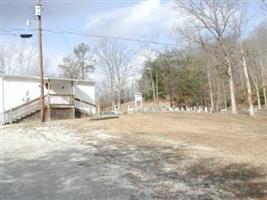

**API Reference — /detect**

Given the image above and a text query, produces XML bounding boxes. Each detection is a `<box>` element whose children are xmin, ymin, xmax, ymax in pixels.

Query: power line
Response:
<box><xmin>55</xmin><ymin>30</ymin><xmax>177</xmax><ymax>47</ymax></box>
<box><xmin>42</xmin><ymin>0</ymin><xmax>72</xmax><ymax>49</ymax></box>
<box><xmin>0</xmin><ymin>28</ymin><xmax>178</xmax><ymax>47</ymax></box>
<box><xmin>0</xmin><ymin>33</ymin><xmax>18</xmax><ymax>36</ymax></box>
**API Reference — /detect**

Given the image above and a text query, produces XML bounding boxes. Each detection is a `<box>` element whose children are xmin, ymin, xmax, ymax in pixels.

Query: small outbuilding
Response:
<box><xmin>0</xmin><ymin>75</ymin><xmax>96</xmax><ymax>124</ymax></box>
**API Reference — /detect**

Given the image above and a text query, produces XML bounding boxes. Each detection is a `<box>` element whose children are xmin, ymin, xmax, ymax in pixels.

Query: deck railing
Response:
<box><xmin>3</xmin><ymin>97</ymin><xmax>41</xmax><ymax>124</ymax></box>
<box><xmin>74</xmin><ymin>97</ymin><xmax>95</xmax><ymax>115</ymax></box>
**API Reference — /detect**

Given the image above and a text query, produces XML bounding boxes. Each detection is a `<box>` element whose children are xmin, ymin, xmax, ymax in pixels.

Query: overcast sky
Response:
<box><xmin>1</xmin><ymin>0</ymin><xmax>266</xmax><ymax>77</ymax></box>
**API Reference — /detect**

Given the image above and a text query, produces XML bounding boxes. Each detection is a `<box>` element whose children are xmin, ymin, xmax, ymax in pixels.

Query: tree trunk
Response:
<box><xmin>252</xmin><ymin>78</ymin><xmax>262</xmax><ymax>110</ymax></box>
<box><xmin>167</xmin><ymin>63</ymin><xmax>173</xmax><ymax>108</ymax></box>
<box><xmin>227</xmin><ymin>62</ymin><xmax>237</xmax><ymax>114</ymax></box>
<box><xmin>150</xmin><ymin>69</ymin><xmax>156</xmax><ymax>104</ymax></box>
<box><xmin>155</xmin><ymin>71</ymin><xmax>159</xmax><ymax>105</ymax></box>
<box><xmin>117</xmin><ymin>86</ymin><xmax>121</xmax><ymax>110</ymax></box>
<box><xmin>220</xmin><ymin>41</ymin><xmax>237</xmax><ymax>114</ymax></box>
<box><xmin>263</xmin><ymin>87</ymin><xmax>267</xmax><ymax>108</ymax></box>
<box><xmin>110</xmin><ymin>77</ymin><xmax>115</xmax><ymax>104</ymax></box>
<box><xmin>240</xmin><ymin>44</ymin><xmax>255</xmax><ymax>117</ymax></box>
<box><xmin>82</xmin><ymin>57</ymin><xmax>85</xmax><ymax>80</ymax></box>
<box><xmin>261</xmin><ymin>63</ymin><xmax>267</xmax><ymax>108</ymax></box>
<box><xmin>255</xmin><ymin>82</ymin><xmax>262</xmax><ymax>110</ymax></box>
<box><xmin>200</xmin><ymin>96</ymin><xmax>204</xmax><ymax>106</ymax></box>
<box><xmin>216</xmin><ymin>81</ymin><xmax>221</xmax><ymax>112</ymax></box>
<box><xmin>207</xmin><ymin>69</ymin><xmax>214</xmax><ymax>112</ymax></box>
<box><xmin>222</xmin><ymin>78</ymin><xmax>227</xmax><ymax>110</ymax></box>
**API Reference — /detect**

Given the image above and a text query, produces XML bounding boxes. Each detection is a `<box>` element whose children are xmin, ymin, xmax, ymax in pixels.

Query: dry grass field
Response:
<box><xmin>2</xmin><ymin>112</ymin><xmax>267</xmax><ymax>199</ymax></box>
<box><xmin>68</xmin><ymin>112</ymin><xmax>267</xmax><ymax>166</ymax></box>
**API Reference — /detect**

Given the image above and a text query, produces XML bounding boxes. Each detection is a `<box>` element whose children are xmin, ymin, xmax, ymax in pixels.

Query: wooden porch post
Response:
<box><xmin>71</xmin><ymin>81</ymin><xmax>75</xmax><ymax>105</ymax></box>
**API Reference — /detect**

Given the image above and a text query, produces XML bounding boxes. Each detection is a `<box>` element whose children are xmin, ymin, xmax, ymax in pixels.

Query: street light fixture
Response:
<box><xmin>20</xmin><ymin>34</ymin><xmax>33</xmax><ymax>38</ymax></box>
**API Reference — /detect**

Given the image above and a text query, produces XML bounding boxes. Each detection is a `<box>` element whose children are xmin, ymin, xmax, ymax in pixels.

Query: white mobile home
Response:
<box><xmin>0</xmin><ymin>75</ymin><xmax>96</xmax><ymax>124</ymax></box>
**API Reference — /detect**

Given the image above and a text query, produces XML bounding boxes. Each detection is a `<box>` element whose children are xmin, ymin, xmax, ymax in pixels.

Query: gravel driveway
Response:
<box><xmin>1</xmin><ymin>120</ymin><xmax>266</xmax><ymax>200</ymax></box>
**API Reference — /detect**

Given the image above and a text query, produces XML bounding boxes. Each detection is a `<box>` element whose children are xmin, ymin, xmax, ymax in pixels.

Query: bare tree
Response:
<box><xmin>234</xmin><ymin>17</ymin><xmax>255</xmax><ymax>116</ymax></box>
<box><xmin>58</xmin><ymin>55</ymin><xmax>80</xmax><ymax>79</ymax></box>
<box><xmin>59</xmin><ymin>42</ymin><xmax>95</xmax><ymax>79</ymax></box>
<box><xmin>198</xmin><ymin>50</ymin><xmax>217</xmax><ymax>112</ymax></box>
<box><xmin>251</xmin><ymin>22</ymin><xmax>267</xmax><ymax>108</ymax></box>
<box><xmin>74</xmin><ymin>42</ymin><xmax>94</xmax><ymax>79</ymax></box>
<box><xmin>176</xmin><ymin>0</ymin><xmax>243</xmax><ymax>114</ymax></box>
<box><xmin>0</xmin><ymin>41</ymin><xmax>38</xmax><ymax>75</ymax></box>
<box><xmin>96</xmin><ymin>40</ymin><xmax>135</xmax><ymax>109</ymax></box>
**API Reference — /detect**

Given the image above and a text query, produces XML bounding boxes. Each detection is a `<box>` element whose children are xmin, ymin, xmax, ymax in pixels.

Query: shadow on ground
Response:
<box><xmin>2</xmin><ymin>142</ymin><xmax>267</xmax><ymax>200</ymax></box>
<box><xmin>185</xmin><ymin>160</ymin><xmax>267</xmax><ymax>199</ymax></box>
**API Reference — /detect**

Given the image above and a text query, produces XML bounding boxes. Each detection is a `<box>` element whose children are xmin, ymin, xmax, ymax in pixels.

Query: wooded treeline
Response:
<box><xmin>139</xmin><ymin>0</ymin><xmax>267</xmax><ymax>115</ymax></box>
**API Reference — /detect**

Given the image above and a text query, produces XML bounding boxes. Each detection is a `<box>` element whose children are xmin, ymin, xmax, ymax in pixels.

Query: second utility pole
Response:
<box><xmin>36</xmin><ymin>0</ymin><xmax>45</xmax><ymax>122</ymax></box>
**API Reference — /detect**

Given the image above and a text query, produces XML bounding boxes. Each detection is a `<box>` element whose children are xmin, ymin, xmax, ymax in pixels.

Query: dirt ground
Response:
<box><xmin>1</xmin><ymin>112</ymin><xmax>267</xmax><ymax>199</ymax></box>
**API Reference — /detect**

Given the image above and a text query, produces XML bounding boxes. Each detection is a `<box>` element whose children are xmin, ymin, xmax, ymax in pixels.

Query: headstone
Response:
<box><xmin>175</xmin><ymin>107</ymin><xmax>180</xmax><ymax>112</ymax></box>
<box><xmin>128</xmin><ymin>105</ymin><xmax>134</xmax><ymax>113</ymax></box>
<box><xmin>169</xmin><ymin>107</ymin><xmax>173</xmax><ymax>112</ymax></box>
<box><xmin>112</xmin><ymin>101</ymin><xmax>117</xmax><ymax>111</ymax></box>
<box><xmin>186</xmin><ymin>106</ymin><xmax>189</xmax><ymax>112</ymax></box>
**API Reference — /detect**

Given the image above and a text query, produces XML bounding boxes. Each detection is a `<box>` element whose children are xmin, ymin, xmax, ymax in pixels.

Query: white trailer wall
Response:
<box><xmin>49</xmin><ymin>80</ymin><xmax>72</xmax><ymax>95</ymax></box>
<box><xmin>0</xmin><ymin>77</ymin><xmax>3</xmax><ymax>123</ymax></box>
<box><xmin>3</xmin><ymin>77</ymin><xmax>48</xmax><ymax>111</ymax></box>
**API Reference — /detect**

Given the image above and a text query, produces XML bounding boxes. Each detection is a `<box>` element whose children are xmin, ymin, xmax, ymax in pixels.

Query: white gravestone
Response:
<box><xmin>128</xmin><ymin>105</ymin><xmax>134</xmax><ymax>113</ymax></box>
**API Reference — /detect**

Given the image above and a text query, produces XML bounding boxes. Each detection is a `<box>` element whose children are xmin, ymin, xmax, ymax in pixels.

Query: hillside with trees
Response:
<box><xmin>139</xmin><ymin>1</ymin><xmax>267</xmax><ymax>115</ymax></box>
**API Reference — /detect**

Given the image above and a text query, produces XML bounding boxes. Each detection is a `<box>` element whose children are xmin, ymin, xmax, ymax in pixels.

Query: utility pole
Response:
<box><xmin>36</xmin><ymin>0</ymin><xmax>45</xmax><ymax>122</ymax></box>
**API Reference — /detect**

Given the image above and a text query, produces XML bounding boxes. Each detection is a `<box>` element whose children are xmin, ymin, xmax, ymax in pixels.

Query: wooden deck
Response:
<box><xmin>2</xmin><ymin>94</ymin><xmax>95</xmax><ymax>124</ymax></box>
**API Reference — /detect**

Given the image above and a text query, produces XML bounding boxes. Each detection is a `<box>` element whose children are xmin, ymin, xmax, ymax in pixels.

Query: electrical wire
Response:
<box><xmin>0</xmin><ymin>33</ymin><xmax>18</xmax><ymax>36</ymax></box>
<box><xmin>42</xmin><ymin>0</ymin><xmax>72</xmax><ymax>50</ymax></box>
<box><xmin>0</xmin><ymin>28</ymin><xmax>177</xmax><ymax>47</ymax></box>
